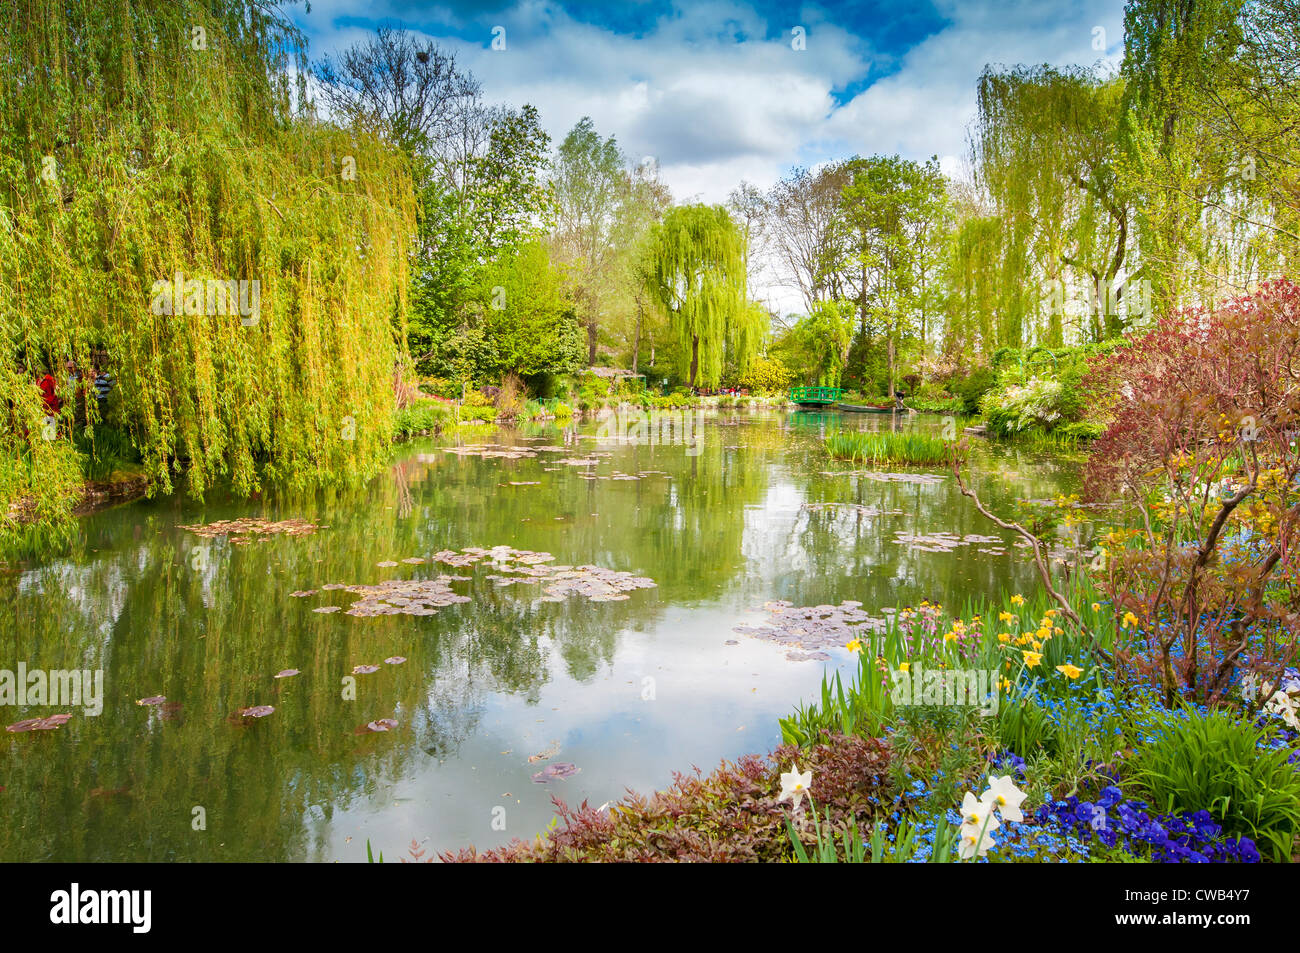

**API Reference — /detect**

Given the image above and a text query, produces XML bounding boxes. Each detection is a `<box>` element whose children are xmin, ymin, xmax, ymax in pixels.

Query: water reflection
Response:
<box><xmin>0</xmin><ymin>411</ymin><xmax>1078</xmax><ymax>861</ymax></box>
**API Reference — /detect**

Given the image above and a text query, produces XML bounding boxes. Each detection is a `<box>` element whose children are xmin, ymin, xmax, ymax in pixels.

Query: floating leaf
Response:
<box><xmin>355</xmin><ymin>718</ymin><xmax>398</xmax><ymax>734</ymax></box>
<box><xmin>274</xmin><ymin>669</ymin><xmax>299</xmax><ymax>679</ymax></box>
<box><xmin>136</xmin><ymin>695</ymin><xmax>167</xmax><ymax>706</ymax></box>
<box><xmin>383</xmin><ymin>656</ymin><xmax>406</xmax><ymax>665</ymax></box>
<box><xmin>352</xmin><ymin>664</ymin><xmax>380</xmax><ymax>675</ymax></box>
<box><xmin>7</xmin><ymin>713</ymin><xmax>73</xmax><ymax>732</ymax></box>
<box><xmin>312</xmin><ymin>606</ymin><xmax>341</xmax><ymax>614</ymax></box>
<box><xmin>531</xmin><ymin>762</ymin><xmax>580</xmax><ymax>783</ymax></box>
<box><xmin>239</xmin><ymin>705</ymin><xmax>275</xmax><ymax>718</ymax></box>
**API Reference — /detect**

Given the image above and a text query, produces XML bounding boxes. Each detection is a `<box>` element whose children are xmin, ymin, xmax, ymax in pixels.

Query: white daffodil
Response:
<box><xmin>960</xmin><ymin>790</ymin><xmax>992</xmax><ymax>827</ymax></box>
<box><xmin>982</xmin><ymin>774</ymin><xmax>1028</xmax><ymax>823</ymax></box>
<box><xmin>778</xmin><ymin>764</ymin><xmax>812</xmax><ymax>812</ymax></box>
<box><xmin>1264</xmin><ymin>690</ymin><xmax>1295</xmax><ymax>714</ymax></box>
<box><xmin>958</xmin><ymin>791</ymin><xmax>1001</xmax><ymax>860</ymax></box>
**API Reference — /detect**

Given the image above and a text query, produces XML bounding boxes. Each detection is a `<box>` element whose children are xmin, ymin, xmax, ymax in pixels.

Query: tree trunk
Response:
<box><xmin>587</xmin><ymin>319</ymin><xmax>598</xmax><ymax>366</ymax></box>
<box><xmin>887</xmin><ymin>329</ymin><xmax>896</xmax><ymax>402</ymax></box>
<box><xmin>689</xmin><ymin>335</ymin><xmax>699</xmax><ymax>388</ymax></box>
<box><xmin>631</xmin><ymin>302</ymin><xmax>642</xmax><ymax>375</ymax></box>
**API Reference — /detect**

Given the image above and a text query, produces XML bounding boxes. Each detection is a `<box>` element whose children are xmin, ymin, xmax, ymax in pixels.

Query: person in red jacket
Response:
<box><xmin>38</xmin><ymin>371</ymin><xmax>60</xmax><ymax>414</ymax></box>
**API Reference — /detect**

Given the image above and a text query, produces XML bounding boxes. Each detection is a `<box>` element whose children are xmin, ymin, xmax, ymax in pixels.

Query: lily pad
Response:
<box><xmin>6</xmin><ymin>713</ymin><xmax>73</xmax><ymax>732</ymax></box>
<box><xmin>355</xmin><ymin>718</ymin><xmax>398</xmax><ymax>734</ymax></box>
<box><xmin>531</xmin><ymin>762</ymin><xmax>580</xmax><ymax>783</ymax></box>
<box><xmin>383</xmin><ymin>656</ymin><xmax>406</xmax><ymax>665</ymax></box>
<box><xmin>352</xmin><ymin>664</ymin><xmax>380</xmax><ymax>675</ymax></box>
<box><xmin>274</xmin><ymin>669</ymin><xmax>300</xmax><ymax>679</ymax></box>
<box><xmin>239</xmin><ymin>705</ymin><xmax>275</xmax><ymax>718</ymax></box>
<box><xmin>136</xmin><ymin>695</ymin><xmax>167</xmax><ymax>706</ymax></box>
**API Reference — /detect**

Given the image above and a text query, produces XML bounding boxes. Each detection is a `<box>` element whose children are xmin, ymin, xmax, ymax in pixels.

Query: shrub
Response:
<box><xmin>441</xmin><ymin>733</ymin><xmax>892</xmax><ymax>862</ymax></box>
<box><xmin>391</xmin><ymin>400</ymin><xmax>452</xmax><ymax>439</ymax></box>
<box><xmin>980</xmin><ymin>376</ymin><xmax>1067</xmax><ymax>435</ymax></box>
<box><xmin>949</xmin><ymin>366</ymin><xmax>997</xmax><ymax>414</ymax></box>
<box><xmin>735</xmin><ymin>355</ymin><xmax>794</xmax><ymax>394</ymax></box>
<box><xmin>495</xmin><ymin>371</ymin><xmax>526</xmax><ymax>418</ymax></box>
<box><xmin>1083</xmin><ymin>279</ymin><xmax>1300</xmax><ymax>706</ymax></box>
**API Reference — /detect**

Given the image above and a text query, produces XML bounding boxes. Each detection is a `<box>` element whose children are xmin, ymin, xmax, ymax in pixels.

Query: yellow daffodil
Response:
<box><xmin>1122</xmin><ymin>611</ymin><xmax>1139</xmax><ymax>629</ymax></box>
<box><xmin>998</xmin><ymin>632</ymin><xmax>1011</xmax><ymax>643</ymax></box>
<box><xmin>1010</xmin><ymin>594</ymin><xmax>1025</xmax><ymax>606</ymax></box>
<box><xmin>1057</xmin><ymin>664</ymin><xmax>1084</xmax><ymax>679</ymax></box>
<box><xmin>1022</xmin><ymin>650</ymin><xmax>1043</xmax><ymax>668</ymax></box>
<box><xmin>998</xmin><ymin>610</ymin><xmax>1015</xmax><ymax>623</ymax></box>
<box><xmin>1091</xmin><ymin>602</ymin><xmax>1101</xmax><ymax>612</ymax></box>
<box><xmin>898</xmin><ymin>662</ymin><xmax>910</xmax><ymax>673</ymax></box>
<box><xmin>846</xmin><ymin>639</ymin><xmax>862</xmax><ymax>653</ymax></box>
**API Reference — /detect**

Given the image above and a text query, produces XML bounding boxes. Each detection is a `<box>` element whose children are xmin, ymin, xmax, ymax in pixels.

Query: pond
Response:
<box><xmin>0</xmin><ymin>409</ymin><xmax>1082</xmax><ymax>861</ymax></box>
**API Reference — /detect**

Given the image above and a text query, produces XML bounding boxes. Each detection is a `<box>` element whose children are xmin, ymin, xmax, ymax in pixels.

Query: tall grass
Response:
<box><xmin>1130</xmin><ymin>709</ymin><xmax>1300</xmax><ymax>860</ymax></box>
<box><xmin>824</xmin><ymin>429</ymin><xmax>950</xmax><ymax>466</ymax></box>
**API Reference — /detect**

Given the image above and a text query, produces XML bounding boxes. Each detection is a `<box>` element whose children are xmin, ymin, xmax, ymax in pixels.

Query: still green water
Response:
<box><xmin>0</xmin><ymin>410</ymin><xmax>1079</xmax><ymax>861</ymax></box>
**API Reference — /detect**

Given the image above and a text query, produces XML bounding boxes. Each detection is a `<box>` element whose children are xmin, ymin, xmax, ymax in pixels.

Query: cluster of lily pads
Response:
<box><xmin>178</xmin><ymin>517</ymin><xmax>319</xmax><ymax>543</ymax></box>
<box><xmin>892</xmin><ymin>531</ymin><xmax>1005</xmax><ymax>555</ymax></box>
<box><xmin>290</xmin><ymin>546</ymin><xmax>657</xmax><ymax>612</ymax></box>
<box><xmin>733</xmin><ymin>600</ymin><xmax>886</xmax><ymax>661</ymax></box>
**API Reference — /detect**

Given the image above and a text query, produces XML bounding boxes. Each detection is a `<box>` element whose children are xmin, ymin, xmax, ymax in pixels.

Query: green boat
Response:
<box><xmin>837</xmin><ymin>401</ymin><xmax>904</xmax><ymax>413</ymax></box>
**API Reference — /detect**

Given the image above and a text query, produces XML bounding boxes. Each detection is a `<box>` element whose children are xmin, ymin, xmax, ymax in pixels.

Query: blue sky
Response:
<box><xmin>289</xmin><ymin>0</ymin><xmax>1126</xmax><ymax>313</ymax></box>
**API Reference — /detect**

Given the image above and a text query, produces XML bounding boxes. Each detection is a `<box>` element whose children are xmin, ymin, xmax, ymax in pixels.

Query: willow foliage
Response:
<box><xmin>646</xmin><ymin>204</ymin><xmax>757</xmax><ymax>388</ymax></box>
<box><xmin>0</xmin><ymin>0</ymin><xmax>416</xmax><ymax>539</ymax></box>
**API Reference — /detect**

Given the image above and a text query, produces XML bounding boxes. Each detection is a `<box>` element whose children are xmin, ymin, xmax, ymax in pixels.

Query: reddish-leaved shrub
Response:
<box><xmin>440</xmin><ymin>732</ymin><xmax>892</xmax><ymax>862</ymax></box>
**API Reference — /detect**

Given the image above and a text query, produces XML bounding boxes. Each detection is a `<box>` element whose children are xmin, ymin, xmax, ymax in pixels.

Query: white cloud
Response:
<box><xmin>293</xmin><ymin>0</ymin><xmax>1128</xmax><ymax>318</ymax></box>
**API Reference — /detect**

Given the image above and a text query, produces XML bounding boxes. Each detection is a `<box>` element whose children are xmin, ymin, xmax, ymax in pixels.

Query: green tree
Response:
<box><xmin>645</xmin><ymin>205</ymin><xmax>758</xmax><ymax>388</ymax></box>
<box><xmin>550</xmin><ymin>118</ymin><xmax>627</xmax><ymax>365</ymax></box>
<box><xmin>973</xmin><ymin>65</ymin><xmax>1133</xmax><ymax>342</ymax></box>
<box><xmin>840</xmin><ymin>155</ymin><xmax>948</xmax><ymax>397</ymax></box>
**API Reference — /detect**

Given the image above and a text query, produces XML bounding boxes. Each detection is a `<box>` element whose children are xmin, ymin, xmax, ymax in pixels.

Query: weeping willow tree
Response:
<box><xmin>943</xmin><ymin>215</ymin><xmax>1004</xmax><ymax>355</ymax></box>
<box><xmin>0</xmin><ymin>0</ymin><xmax>416</xmax><ymax>544</ymax></box>
<box><xmin>972</xmin><ymin>65</ymin><xmax>1132</xmax><ymax>343</ymax></box>
<box><xmin>645</xmin><ymin>204</ymin><xmax>759</xmax><ymax>388</ymax></box>
<box><xmin>1121</xmin><ymin>0</ymin><xmax>1299</xmax><ymax>314</ymax></box>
